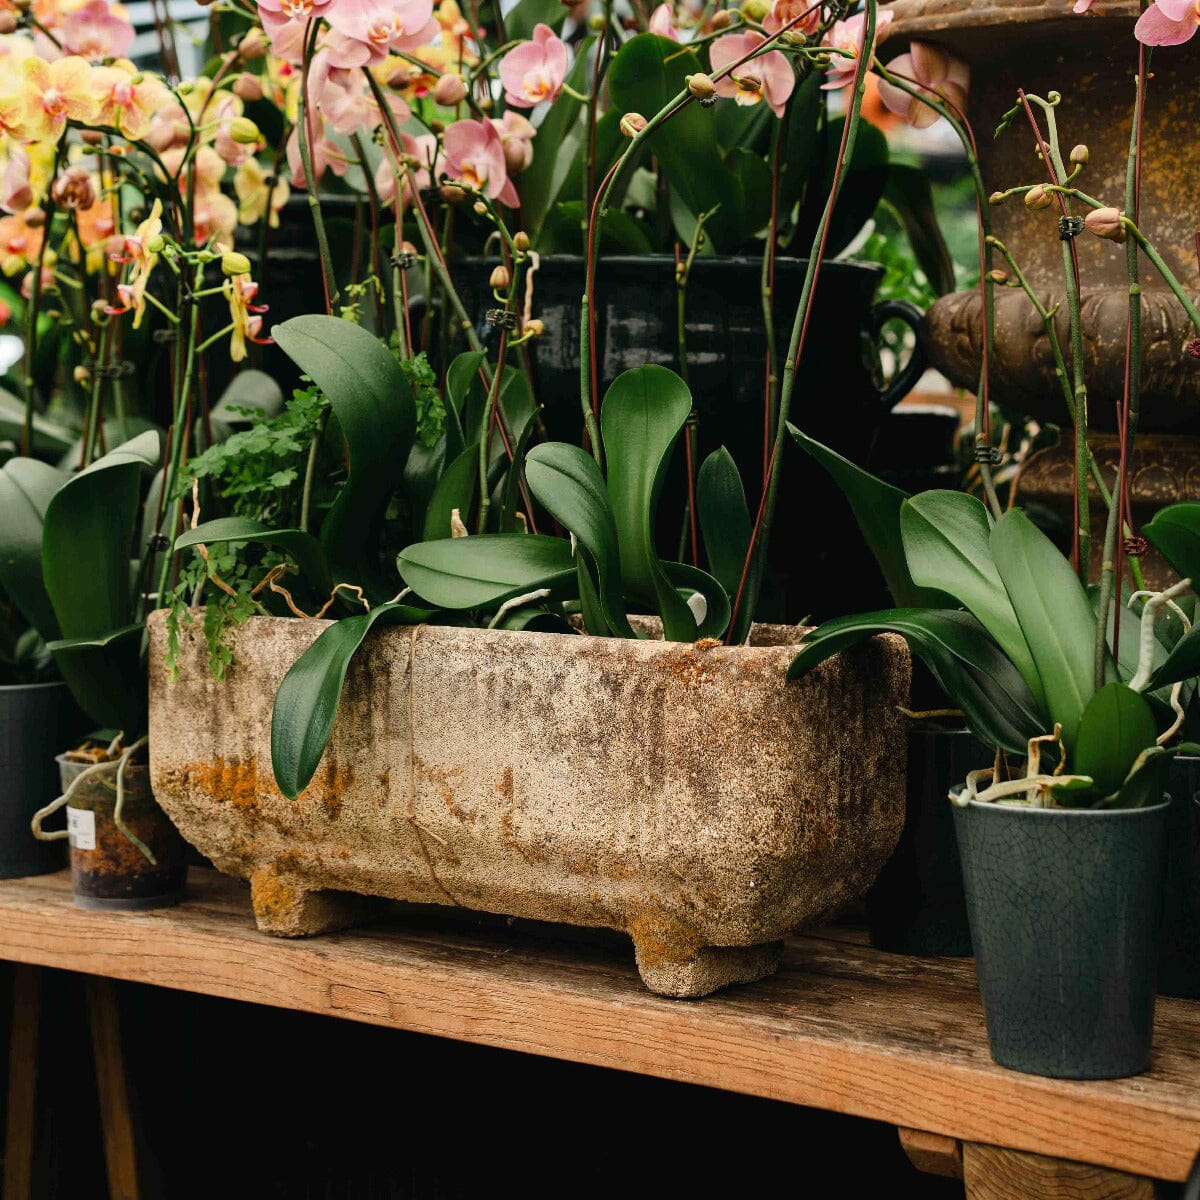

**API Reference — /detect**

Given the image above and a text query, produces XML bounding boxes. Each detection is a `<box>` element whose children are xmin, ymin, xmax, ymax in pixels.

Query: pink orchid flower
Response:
<box><xmin>1135</xmin><ymin>0</ymin><xmax>1200</xmax><ymax>44</ymax></box>
<box><xmin>308</xmin><ymin>51</ymin><xmax>412</xmax><ymax>134</ymax></box>
<box><xmin>710</xmin><ymin>31</ymin><xmax>795</xmax><ymax>118</ymax></box>
<box><xmin>325</xmin><ymin>0</ymin><xmax>439</xmax><ymax>65</ymax></box>
<box><xmin>286</xmin><ymin>119</ymin><xmax>350</xmax><ymax>190</ymax></box>
<box><xmin>59</xmin><ymin>0</ymin><xmax>135</xmax><ymax>61</ymax></box>
<box><xmin>442</xmin><ymin>118</ymin><xmax>518</xmax><ymax>205</ymax></box>
<box><xmin>1</xmin><ymin>146</ymin><xmax>32</xmax><ymax>214</ymax></box>
<box><xmin>763</xmin><ymin>0</ymin><xmax>823</xmax><ymax>38</ymax></box>
<box><xmin>822</xmin><ymin>8</ymin><xmax>894</xmax><ymax>90</ymax></box>
<box><xmin>498</xmin><ymin>24</ymin><xmax>569</xmax><ymax>108</ymax></box>
<box><xmin>256</xmin><ymin>0</ymin><xmax>334</xmax><ymax>62</ymax></box>
<box><xmin>648</xmin><ymin>4</ymin><xmax>679</xmax><ymax>40</ymax></box>
<box><xmin>491</xmin><ymin>111</ymin><xmax>536</xmax><ymax>174</ymax></box>
<box><xmin>877</xmin><ymin>42</ymin><xmax>969</xmax><ymax>128</ymax></box>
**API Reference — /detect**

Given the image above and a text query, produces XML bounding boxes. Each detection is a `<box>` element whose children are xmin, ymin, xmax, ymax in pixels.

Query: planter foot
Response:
<box><xmin>250</xmin><ymin>867</ymin><xmax>381</xmax><ymax>937</ymax></box>
<box><xmin>632</xmin><ymin>939</ymin><xmax>784</xmax><ymax>999</ymax></box>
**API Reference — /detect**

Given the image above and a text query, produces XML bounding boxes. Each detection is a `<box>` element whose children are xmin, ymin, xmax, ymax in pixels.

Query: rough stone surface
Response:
<box><xmin>147</xmin><ymin>613</ymin><xmax>910</xmax><ymax>997</ymax></box>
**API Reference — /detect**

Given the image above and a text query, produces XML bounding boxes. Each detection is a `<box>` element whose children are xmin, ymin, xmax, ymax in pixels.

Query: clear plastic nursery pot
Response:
<box><xmin>953</xmin><ymin>790</ymin><xmax>1168</xmax><ymax>1080</ymax></box>
<box><xmin>41</xmin><ymin>756</ymin><xmax>188</xmax><ymax>910</ymax></box>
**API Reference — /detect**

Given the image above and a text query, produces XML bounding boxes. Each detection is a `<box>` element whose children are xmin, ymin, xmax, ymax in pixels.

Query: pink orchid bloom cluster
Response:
<box><xmin>821</xmin><ymin>7</ymin><xmax>895</xmax><ymax>91</ymax></box>
<box><xmin>1073</xmin><ymin>0</ymin><xmax>1199</xmax><ymax>45</ymax></box>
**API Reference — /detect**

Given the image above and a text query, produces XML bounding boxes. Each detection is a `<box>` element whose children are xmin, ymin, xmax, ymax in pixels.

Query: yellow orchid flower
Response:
<box><xmin>90</xmin><ymin>62</ymin><xmax>168</xmax><ymax>141</ymax></box>
<box><xmin>234</xmin><ymin>157</ymin><xmax>290</xmax><ymax>228</ymax></box>
<box><xmin>0</xmin><ymin>210</ymin><xmax>44</xmax><ymax>276</ymax></box>
<box><xmin>19</xmin><ymin>55</ymin><xmax>100</xmax><ymax>143</ymax></box>
<box><xmin>222</xmin><ymin>273</ymin><xmax>268</xmax><ymax>363</ymax></box>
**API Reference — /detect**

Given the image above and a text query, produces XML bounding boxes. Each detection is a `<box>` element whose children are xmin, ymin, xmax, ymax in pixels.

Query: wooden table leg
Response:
<box><xmin>898</xmin><ymin>1126</ymin><xmax>964</xmax><ymax>1179</ymax></box>
<box><xmin>86</xmin><ymin>977</ymin><xmax>141</xmax><ymax>1200</ymax></box>
<box><xmin>962</xmin><ymin>1143</ymin><xmax>1156</xmax><ymax>1200</ymax></box>
<box><xmin>3</xmin><ymin>964</ymin><xmax>40</xmax><ymax>1200</ymax></box>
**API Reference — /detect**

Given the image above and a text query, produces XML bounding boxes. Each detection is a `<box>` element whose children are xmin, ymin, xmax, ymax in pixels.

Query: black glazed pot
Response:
<box><xmin>865</xmin><ymin>727</ymin><xmax>993</xmax><ymax>957</ymax></box>
<box><xmin>1159</xmin><ymin>755</ymin><xmax>1200</xmax><ymax>998</ymax></box>
<box><xmin>455</xmin><ymin>255</ymin><xmax>928</xmax><ymax>623</ymax></box>
<box><xmin>953</xmin><ymin>795</ymin><xmax>1168</xmax><ymax>1080</ymax></box>
<box><xmin>0</xmin><ymin>681</ymin><xmax>83</xmax><ymax>879</ymax></box>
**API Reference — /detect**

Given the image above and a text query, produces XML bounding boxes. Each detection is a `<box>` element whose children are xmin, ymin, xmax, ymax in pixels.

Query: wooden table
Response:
<box><xmin>2</xmin><ymin>868</ymin><xmax>1199</xmax><ymax>1200</ymax></box>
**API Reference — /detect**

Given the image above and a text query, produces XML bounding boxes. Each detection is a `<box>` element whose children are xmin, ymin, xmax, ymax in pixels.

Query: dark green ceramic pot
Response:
<box><xmin>1159</xmin><ymin>756</ymin><xmax>1200</xmax><ymax>998</ymax></box>
<box><xmin>953</xmin><ymin>795</ymin><xmax>1168</xmax><ymax>1080</ymax></box>
<box><xmin>865</xmin><ymin>728</ymin><xmax>992</xmax><ymax>957</ymax></box>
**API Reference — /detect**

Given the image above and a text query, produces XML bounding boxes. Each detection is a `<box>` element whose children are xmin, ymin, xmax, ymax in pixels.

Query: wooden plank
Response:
<box><xmin>963</xmin><ymin>1144</ymin><xmax>1155</xmax><ymax>1200</ymax></box>
<box><xmin>85</xmin><ymin>978</ymin><xmax>140</xmax><ymax>1200</ymax></box>
<box><xmin>3</xmin><ymin>964</ymin><xmax>39</xmax><ymax>1200</ymax></box>
<box><xmin>0</xmin><ymin>871</ymin><xmax>1196</xmax><ymax>1182</ymax></box>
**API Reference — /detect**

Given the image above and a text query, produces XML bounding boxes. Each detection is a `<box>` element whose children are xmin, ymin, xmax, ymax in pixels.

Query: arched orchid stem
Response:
<box><xmin>1129</xmin><ymin>578</ymin><xmax>1193</xmax><ymax>694</ymax></box>
<box><xmin>298</xmin><ymin>18</ymin><xmax>338</xmax><ymax>311</ymax></box>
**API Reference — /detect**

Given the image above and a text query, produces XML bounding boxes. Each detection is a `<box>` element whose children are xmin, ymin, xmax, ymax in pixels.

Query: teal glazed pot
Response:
<box><xmin>1159</xmin><ymin>756</ymin><xmax>1200</xmax><ymax>998</ymax></box>
<box><xmin>953</xmin><ymin>796</ymin><xmax>1169</xmax><ymax>1080</ymax></box>
<box><xmin>865</xmin><ymin>727</ymin><xmax>993</xmax><ymax>957</ymax></box>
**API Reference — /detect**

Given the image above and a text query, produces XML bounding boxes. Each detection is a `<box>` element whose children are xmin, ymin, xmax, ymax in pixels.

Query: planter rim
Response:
<box><xmin>0</xmin><ymin>679</ymin><xmax>69</xmax><ymax>696</ymax></box>
<box><xmin>955</xmin><ymin>795</ymin><xmax>1170</xmax><ymax>821</ymax></box>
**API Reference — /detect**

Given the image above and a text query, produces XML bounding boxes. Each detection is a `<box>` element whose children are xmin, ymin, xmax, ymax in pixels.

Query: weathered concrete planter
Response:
<box><xmin>147</xmin><ymin>613</ymin><xmax>910</xmax><ymax>997</ymax></box>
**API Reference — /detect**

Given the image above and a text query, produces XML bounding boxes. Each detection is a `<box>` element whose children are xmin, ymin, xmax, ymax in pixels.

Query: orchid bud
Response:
<box><xmin>513</xmin><ymin>231</ymin><xmax>530</xmax><ymax>253</ymax></box>
<box><xmin>387</xmin><ymin>65</ymin><xmax>413</xmax><ymax>89</ymax></box>
<box><xmin>229</xmin><ymin>116</ymin><xmax>261</xmax><ymax>145</ymax></box>
<box><xmin>50</xmin><ymin>166</ymin><xmax>96</xmax><ymax>211</ymax></box>
<box><xmin>988</xmin><ymin>269</ymin><xmax>1008</xmax><ymax>284</ymax></box>
<box><xmin>221</xmin><ymin>251</ymin><xmax>253</xmax><ymax>277</ymax></box>
<box><xmin>1188</xmin><ymin>338</ymin><xmax>1200</xmax><ymax>361</ymax></box>
<box><xmin>428</xmin><ymin>118</ymin><xmax>446</xmax><ymax>135</ymax></box>
<box><xmin>686</xmin><ymin>73</ymin><xmax>715</xmax><ymax>101</ymax></box>
<box><xmin>1084</xmin><ymin>206</ymin><xmax>1126</xmax><ymax>242</ymax></box>
<box><xmin>147</xmin><ymin>234</ymin><xmax>165</xmax><ymax>253</ymax></box>
<box><xmin>711</xmin><ymin>7</ymin><xmax>732</xmax><ymax>26</ymax></box>
<box><xmin>1024</xmin><ymin>184</ymin><xmax>1052</xmax><ymax>211</ymax></box>
<box><xmin>1070</xmin><ymin>143</ymin><xmax>1089</xmax><ymax>166</ymax></box>
<box><xmin>620</xmin><ymin>112</ymin><xmax>648</xmax><ymax>138</ymax></box>
<box><xmin>988</xmin><ymin>191</ymin><xmax>1005</xmax><ymax>206</ymax></box>
<box><xmin>22</xmin><ymin>206</ymin><xmax>45</xmax><ymax>228</ymax></box>
<box><xmin>73</xmin><ymin>365</ymin><xmax>90</xmax><ymax>384</ymax></box>
<box><xmin>588</xmin><ymin>11</ymin><xmax>605</xmax><ymax>29</ymax></box>
<box><xmin>490</xmin><ymin>265</ymin><xmax>511</xmax><ymax>290</ymax></box>
<box><xmin>525</xmin><ymin>318</ymin><xmax>544</xmax><ymax>337</ymax></box>
<box><xmin>238</xmin><ymin>28</ymin><xmax>268</xmax><ymax>59</ymax></box>
<box><xmin>80</xmin><ymin>129</ymin><xmax>103</xmax><ymax>146</ymax></box>
<box><xmin>740</xmin><ymin>0</ymin><xmax>769</xmax><ymax>19</ymax></box>
<box><xmin>440</xmin><ymin>184</ymin><xmax>466</xmax><ymax>204</ymax></box>
<box><xmin>0</xmin><ymin>12</ymin><xmax>17</xmax><ymax>33</ymax></box>
<box><xmin>473</xmin><ymin>201</ymin><xmax>488</xmax><ymax>216</ymax></box>
<box><xmin>433</xmin><ymin>72</ymin><xmax>468</xmax><ymax>106</ymax></box>
<box><xmin>233</xmin><ymin>72</ymin><xmax>264</xmax><ymax>102</ymax></box>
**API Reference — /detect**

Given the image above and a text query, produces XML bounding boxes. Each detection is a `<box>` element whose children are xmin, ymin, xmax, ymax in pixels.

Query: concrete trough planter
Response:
<box><xmin>147</xmin><ymin>612</ymin><xmax>910</xmax><ymax>997</ymax></box>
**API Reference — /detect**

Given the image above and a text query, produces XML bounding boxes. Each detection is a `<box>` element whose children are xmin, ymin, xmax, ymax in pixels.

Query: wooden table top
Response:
<box><xmin>1</xmin><ymin>868</ymin><xmax>1198</xmax><ymax>1182</ymax></box>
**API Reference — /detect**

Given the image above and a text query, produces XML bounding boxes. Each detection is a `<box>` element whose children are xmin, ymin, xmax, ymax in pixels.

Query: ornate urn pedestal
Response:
<box><xmin>890</xmin><ymin>0</ymin><xmax>1200</xmax><ymax>583</ymax></box>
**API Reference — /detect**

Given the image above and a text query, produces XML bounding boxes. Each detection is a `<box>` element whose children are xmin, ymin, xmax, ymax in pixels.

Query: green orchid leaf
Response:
<box><xmin>1073</xmin><ymin>681</ymin><xmax>1159</xmax><ymax>799</ymax></box>
<box><xmin>499</xmin><ymin>410</ymin><xmax>539</xmax><ymax>532</ymax></box>
<box><xmin>881</xmin><ymin>164</ymin><xmax>956</xmax><ymax>296</ymax></box>
<box><xmin>697</xmin><ymin>446</ymin><xmax>751</xmax><ymax>611</ymax></box>
<box><xmin>777</xmin><ymin>72</ymin><xmax>822</xmax><ymax>214</ymax></box>
<box><xmin>901</xmin><ymin>490</ymin><xmax>1045</xmax><ymax>710</ymax></box>
<box><xmin>422</xmin><ymin>441</ymin><xmax>479</xmax><ymax>542</ymax></box>
<box><xmin>788</xmin><ymin>608</ymin><xmax>1045</xmax><ymax>755</ymax></box>
<box><xmin>272</xmin><ymin>315</ymin><xmax>416</xmax><ymax>601</ymax></box>
<box><xmin>397</xmin><ymin>533</ymin><xmax>578</xmax><ymax>610</ymax></box>
<box><xmin>505</xmin><ymin>0</ymin><xmax>568</xmax><ymax>47</ymax></box>
<box><xmin>796</xmin><ymin>116</ymin><xmax>889</xmax><ymax>256</ymax></box>
<box><xmin>661</xmin><ymin>560</ymin><xmax>730</xmax><ymax>641</ymax></box>
<box><xmin>446</xmin><ymin>350</ymin><xmax>486</xmax><ymax>420</ymax></box>
<box><xmin>1149</xmin><ymin>622</ymin><xmax>1200</xmax><ymax>691</ymax></box>
<box><xmin>0</xmin><ymin>387</ymin><xmax>75</xmax><ymax>457</ymax></box>
<box><xmin>47</xmin><ymin>623</ymin><xmax>146</xmax><ymax>734</ymax></box>
<box><xmin>0</xmin><ymin>456</ymin><xmax>66</xmax><ymax>641</ymax></box>
<box><xmin>1111</xmin><ymin>744</ymin><xmax>1176</xmax><ymax>810</ymax></box>
<box><xmin>1145</xmin><ymin>502</ymin><xmax>1200</xmax><ymax>583</ymax></box>
<box><xmin>495</xmin><ymin>604</ymin><xmax>573</xmax><ymax>634</ymax></box>
<box><xmin>271</xmin><ymin>601</ymin><xmax>430</xmax><ymax>800</ymax></box>
<box><xmin>205</xmin><ymin>369</ymin><xmax>285</xmax><ymax>447</ymax></box>
<box><xmin>991</xmin><ymin>508</ymin><xmax>1114</xmax><ymax>751</ymax></box>
<box><xmin>42</xmin><ymin>429</ymin><xmax>161</xmax><ymax>641</ymax></box>
<box><xmin>175</xmin><ymin>517</ymin><xmax>333</xmax><ymax>598</ymax></box>
<box><xmin>601</xmin><ymin>365</ymin><xmax>697</xmax><ymax>641</ymax></box>
<box><xmin>788</xmin><ymin>425</ymin><xmax>946</xmax><ymax>608</ymax></box>
<box><xmin>525</xmin><ymin>441</ymin><xmax>633</xmax><ymax>636</ymax></box>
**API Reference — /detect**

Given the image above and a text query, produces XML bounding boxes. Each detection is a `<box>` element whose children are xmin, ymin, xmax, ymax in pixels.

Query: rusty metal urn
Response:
<box><xmin>147</xmin><ymin>613</ymin><xmax>910</xmax><ymax>998</ymax></box>
<box><xmin>890</xmin><ymin>0</ymin><xmax>1200</xmax><ymax>432</ymax></box>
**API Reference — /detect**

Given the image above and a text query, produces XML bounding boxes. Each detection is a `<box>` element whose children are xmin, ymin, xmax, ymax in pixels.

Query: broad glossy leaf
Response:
<box><xmin>902</xmin><ymin>490</ymin><xmax>1045</xmax><ymax>710</ymax></box>
<box><xmin>272</xmin><ymin>315</ymin><xmax>416</xmax><ymax>601</ymax></box>
<box><xmin>777</xmin><ymin>72</ymin><xmax>822</xmax><ymax>213</ymax></box>
<box><xmin>271</xmin><ymin>601</ymin><xmax>430</xmax><ymax>800</ymax></box>
<box><xmin>1145</xmin><ymin>502</ymin><xmax>1200</xmax><ymax>583</ymax></box>
<box><xmin>208</xmin><ymin>369</ymin><xmax>284</xmax><ymax>438</ymax></box>
<box><xmin>0</xmin><ymin>387</ymin><xmax>74</xmax><ymax>456</ymax></box>
<box><xmin>446</xmin><ymin>351</ymin><xmax>486</xmax><ymax>420</ymax></box>
<box><xmin>1149</xmin><ymin>622</ymin><xmax>1200</xmax><ymax>690</ymax></box>
<box><xmin>1074</xmin><ymin>681</ymin><xmax>1158</xmax><ymax>799</ymax></box>
<box><xmin>175</xmin><ymin>517</ymin><xmax>333</xmax><ymax>598</ymax></box>
<box><xmin>506</xmin><ymin>0</ymin><xmax>568</xmax><ymax>44</ymax></box>
<box><xmin>662</xmin><ymin>560</ymin><xmax>730</xmax><ymax>641</ymax></box>
<box><xmin>601</xmin><ymin>365</ymin><xmax>697</xmax><ymax>641</ymax></box>
<box><xmin>1110</xmin><ymin>743</ymin><xmax>1195</xmax><ymax>810</ymax></box>
<box><xmin>0</xmin><ymin>456</ymin><xmax>66</xmax><ymax>640</ymax></box>
<box><xmin>496</xmin><ymin>605</ymin><xmax>573</xmax><ymax>634</ymax></box>
<box><xmin>796</xmin><ymin>116</ymin><xmax>889</xmax><ymax>256</ymax></box>
<box><xmin>525</xmin><ymin>442</ymin><xmax>633</xmax><ymax>636</ymax></box>
<box><xmin>48</xmin><ymin>623</ymin><xmax>145</xmax><ymax>734</ymax></box>
<box><xmin>882</xmin><ymin>165</ymin><xmax>956</xmax><ymax>296</ymax></box>
<box><xmin>422</xmin><ymin>441</ymin><xmax>478</xmax><ymax>542</ymax></box>
<box><xmin>697</xmin><ymin>447</ymin><xmax>751</xmax><ymax>608</ymax></box>
<box><xmin>42</xmin><ymin>429</ymin><xmax>161</xmax><ymax>640</ymax></box>
<box><xmin>789</xmin><ymin>425</ymin><xmax>946</xmax><ymax>608</ymax></box>
<box><xmin>538</xmin><ymin>201</ymin><xmax>654</xmax><ymax>255</ymax></box>
<box><xmin>397</xmin><ymin>533</ymin><xmax>577</xmax><ymax>610</ymax></box>
<box><xmin>56</xmin><ymin>416</ymin><xmax>158</xmax><ymax>474</ymax></box>
<box><xmin>788</xmin><ymin>608</ymin><xmax>1045</xmax><ymax>755</ymax></box>
<box><xmin>991</xmin><ymin>508</ymin><xmax>1114</xmax><ymax>751</ymax></box>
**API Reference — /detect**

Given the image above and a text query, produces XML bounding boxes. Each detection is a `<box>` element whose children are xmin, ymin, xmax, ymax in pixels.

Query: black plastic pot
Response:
<box><xmin>0</xmin><ymin>682</ymin><xmax>83</xmax><ymax>879</ymax></box>
<box><xmin>1158</xmin><ymin>755</ymin><xmax>1200</xmax><ymax>998</ymax></box>
<box><xmin>953</xmin><ymin>795</ymin><xmax>1168</xmax><ymax>1080</ymax></box>
<box><xmin>865</xmin><ymin>728</ymin><xmax>993</xmax><ymax>957</ymax></box>
<box><xmin>48</xmin><ymin>756</ymin><xmax>187</xmax><ymax>910</ymax></box>
<box><xmin>455</xmin><ymin>254</ymin><xmax>929</xmax><ymax>623</ymax></box>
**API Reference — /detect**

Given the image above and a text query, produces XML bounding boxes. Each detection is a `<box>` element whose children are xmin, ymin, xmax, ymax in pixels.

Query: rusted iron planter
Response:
<box><xmin>147</xmin><ymin>613</ymin><xmax>910</xmax><ymax>997</ymax></box>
